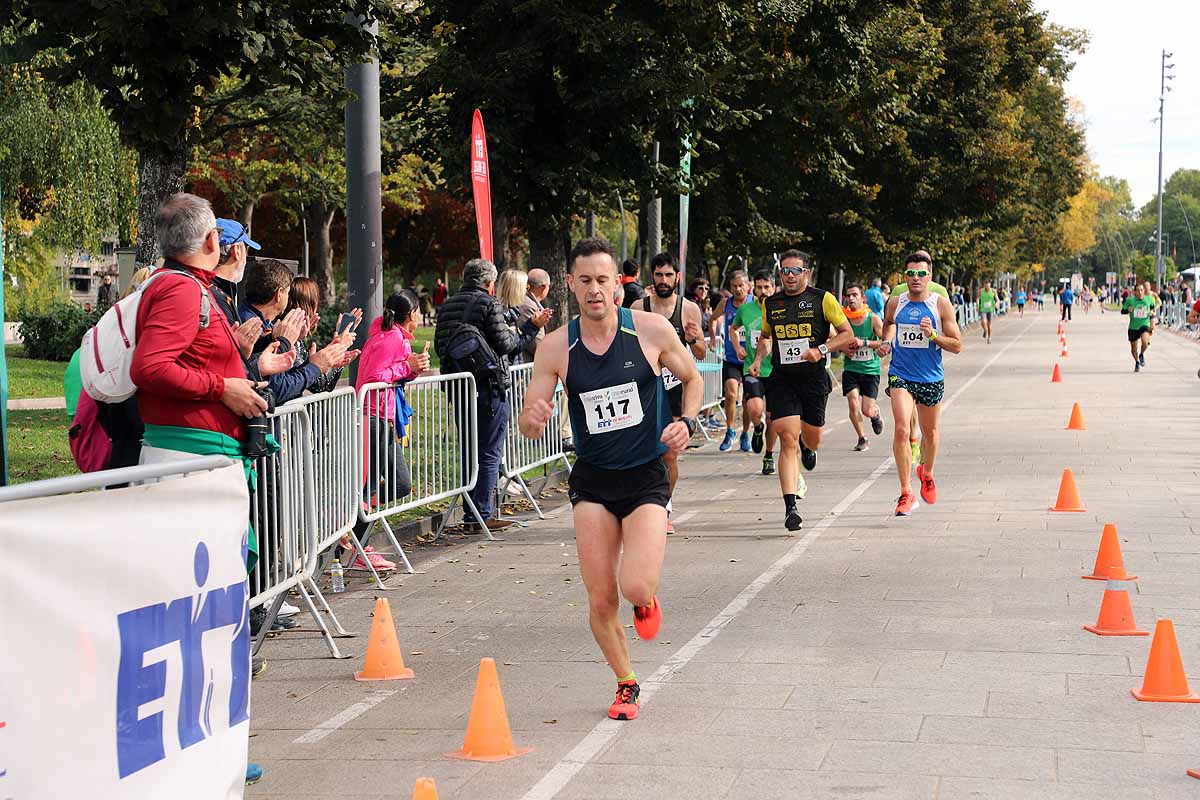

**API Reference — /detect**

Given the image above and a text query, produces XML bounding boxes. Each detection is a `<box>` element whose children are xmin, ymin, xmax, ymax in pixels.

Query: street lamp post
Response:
<box><xmin>1154</xmin><ymin>50</ymin><xmax>1175</xmax><ymax>285</ymax></box>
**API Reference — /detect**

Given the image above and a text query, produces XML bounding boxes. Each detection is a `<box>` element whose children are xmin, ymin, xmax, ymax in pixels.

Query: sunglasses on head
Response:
<box><xmin>780</xmin><ymin>266</ymin><xmax>809</xmax><ymax>276</ymax></box>
<box><xmin>904</xmin><ymin>269</ymin><xmax>930</xmax><ymax>277</ymax></box>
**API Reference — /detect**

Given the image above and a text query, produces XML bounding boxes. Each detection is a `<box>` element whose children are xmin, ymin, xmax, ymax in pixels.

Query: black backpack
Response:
<box><xmin>441</xmin><ymin>293</ymin><xmax>506</xmax><ymax>393</ymax></box>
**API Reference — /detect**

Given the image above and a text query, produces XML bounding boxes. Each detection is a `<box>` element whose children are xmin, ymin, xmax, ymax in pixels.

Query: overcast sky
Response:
<box><xmin>1037</xmin><ymin>0</ymin><xmax>1200</xmax><ymax>208</ymax></box>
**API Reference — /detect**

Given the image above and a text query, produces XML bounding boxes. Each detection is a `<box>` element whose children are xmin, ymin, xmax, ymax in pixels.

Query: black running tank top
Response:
<box><xmin>642</xmin><ymin>294</ymin><xmax>686</xmax><ymax>344</ymax></box>
<box><xmin>566</xmin><ymin>307</ymin><xmax>670</xmax><ymax>470</ymax></box>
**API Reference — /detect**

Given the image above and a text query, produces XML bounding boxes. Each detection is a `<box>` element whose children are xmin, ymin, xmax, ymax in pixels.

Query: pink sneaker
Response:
<box><xmin>348</xmin><ymin>547</ymin><xmax>396</xmax><ymax>571</ymax></box>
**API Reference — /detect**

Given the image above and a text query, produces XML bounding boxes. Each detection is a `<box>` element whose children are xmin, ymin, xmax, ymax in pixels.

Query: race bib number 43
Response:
<box><xmin>897</xmin><ymin>324</ymin><xmax>928</xmax><ymax>349</ymax></box>
<box><xmin>778</xmin><ymin>337</ymin><xmax>810</xmax><ymax>364</ymax></box>
<box><xmin>580</xmin><ymin>382</ymin><xmax>644</xmax><ymax>434</ymax></box>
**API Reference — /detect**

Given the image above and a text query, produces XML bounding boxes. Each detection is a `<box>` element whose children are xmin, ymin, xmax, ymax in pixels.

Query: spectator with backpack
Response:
<box><xmin>435</xmin><ymin>258</ymin><xmax>552</xmax><ymax>532</ymax></box>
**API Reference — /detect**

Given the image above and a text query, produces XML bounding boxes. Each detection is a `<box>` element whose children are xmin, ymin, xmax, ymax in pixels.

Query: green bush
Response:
<box><xmin>18</xmin><ymin>302</ymin><xmax>99</xmax><ymax>361</ymax></box>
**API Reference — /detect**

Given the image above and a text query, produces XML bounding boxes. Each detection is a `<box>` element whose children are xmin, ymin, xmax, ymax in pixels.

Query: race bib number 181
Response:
<box><xmin>580</xmin><ymin>382</ymin><xmax>644</xmax><ymax>434</ymax></box>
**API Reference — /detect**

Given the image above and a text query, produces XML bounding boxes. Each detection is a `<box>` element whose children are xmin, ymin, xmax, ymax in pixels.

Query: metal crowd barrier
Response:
<box><xmin>501</xmin><ymin>363</ymin><xmax>571</xmax><ymax>518</ymax></box>
<box><xmin>357</xmin><ymin>372</ymin><xmax>487</xmax><ymax>556</ymax></box>
<box><xmin>246</xmin><ymin>403</ymin><xmax>354</xmax><ymax>659</ymax></box>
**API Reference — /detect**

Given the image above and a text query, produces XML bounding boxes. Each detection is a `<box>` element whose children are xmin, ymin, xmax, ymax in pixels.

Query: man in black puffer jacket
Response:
<box><xmin>436</xmin><ymin>258</ymin><xmax>552</xmax><ymax>532</ymax></box>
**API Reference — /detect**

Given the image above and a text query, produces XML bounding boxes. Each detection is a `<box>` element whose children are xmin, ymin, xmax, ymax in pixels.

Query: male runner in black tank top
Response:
<box><xmin>520</xmin><ymin>237</ymin><xmax>702</xmax><ymax>722</ymax></box>
<box><xmin>641</xmin><ymin>252</ymin><xmax>706</xmax><ymax>532</ymax></box>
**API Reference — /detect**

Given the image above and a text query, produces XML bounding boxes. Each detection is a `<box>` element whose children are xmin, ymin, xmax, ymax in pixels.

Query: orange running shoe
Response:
<box><xmin>919</xmin><ymin>471</ymin><xmax>937</xmax><ymax>505</ymax></box>
<box><xmin>633</xmin><ymin>596</ymin><xmax>662</xmax><ymax>640</ymax></box>
<box><xmin>608</xmin><ymin>680</ymin><xmax>641</xmax><ymax>720</ymax></box>
<box><xmin>895</xmin><ymin>491</ymin><xmax>919</xmax><ymax>516</ymax></box>
<box><xmin>666</xmin><ymin>519</ymin><xmax>675</xmax><ymax>535</ymax></box>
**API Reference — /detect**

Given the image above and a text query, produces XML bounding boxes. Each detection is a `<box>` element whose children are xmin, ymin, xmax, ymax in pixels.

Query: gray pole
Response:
<box><xmin>345</xmin><ymin>21</ymin><xmax>384</xmax><ymax>374</ymax></box>
<box><xmin>616</xmin><ymin>193</ymin><xmax>628</xmax><ymax>263</ymax></box>
<box><xmin>1154</xmin><ymin>50</ymin><xmax>1174</xmax><ymax>285</ymax></box>
<box><xmin>647</xmin><ymin>142</ymin><xmax>662</xmax><ymax>257</ymax></box>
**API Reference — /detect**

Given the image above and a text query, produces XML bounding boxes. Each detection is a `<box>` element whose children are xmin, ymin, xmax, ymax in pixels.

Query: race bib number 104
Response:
<box><xmin>897</xmin><ymin>324</ymin><xmax>928</xmax><ymax>349</ymax></box>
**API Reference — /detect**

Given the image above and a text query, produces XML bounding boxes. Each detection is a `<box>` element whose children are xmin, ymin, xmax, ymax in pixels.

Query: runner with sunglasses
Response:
<box><xmin>878</xmin><ymin>252</ymin><xmax>962</xmax><ymax>516</ymax></box>
<box><xmin>891</xmin><ymin>268</ymin><xmax>950</xmax><ymax>470</ymax></box>
<box><xmin>749</xmin><ymin>249</ymin><xmax>854</xmax><ymax>531</ymax></box>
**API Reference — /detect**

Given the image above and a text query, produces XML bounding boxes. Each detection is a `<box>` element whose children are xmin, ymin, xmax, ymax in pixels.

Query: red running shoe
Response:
<box><xmin>665</xmin><ymin>519</ymin><xmax>675</xmax><ymax>535</ymax></box>
<box><xmin>919</xmin><ymin>470</ymin><xmax>937</xmax><ymax>505</ymax></box>
<box><xmin>633</xmin><ymin>596</ymin><xmax>662</xmax><ymax>640</ymax></box>
<box><xmin>895</xmin><ymin>492</ymin><xmax>919</xmax><ymax>516</ymax></box>
<box><xmin>608</xmin><ymin>680</ymin><xmax>641</xmax><ymax>720</ymax></box>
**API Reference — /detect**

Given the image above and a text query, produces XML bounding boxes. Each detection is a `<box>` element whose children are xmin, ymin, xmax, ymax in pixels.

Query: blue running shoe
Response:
<box><xmin>246</xmin><ymin>763</ymin><xmax>263</xmax><ymax>785</ymax></box>
<box><xmin>739</xmin><ymin>431</ymin><xmax>751</xmax><ymax>452</ymax></box>
<box><xmin>719</xmin><ymin>429</ymin><xmax>735</xmax><ymax>451</ymax></box>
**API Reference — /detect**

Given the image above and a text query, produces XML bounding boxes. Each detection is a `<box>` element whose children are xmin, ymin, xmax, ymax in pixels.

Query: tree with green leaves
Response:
<box><xmin>2</xmin><ymin>0</ymin><xmax>397</xmax><ymax>264</ymax></box>
<box><xmin>0</xmin><ymin>46</ymin><xmax>135</xmax><ymax>314</ymax></box>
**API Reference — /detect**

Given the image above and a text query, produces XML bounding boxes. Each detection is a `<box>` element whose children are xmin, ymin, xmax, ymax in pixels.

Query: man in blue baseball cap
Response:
<box><xmin>212</xmin><ymin>219</ymin><xmax>269</xmax><ymax>355</ymax></box>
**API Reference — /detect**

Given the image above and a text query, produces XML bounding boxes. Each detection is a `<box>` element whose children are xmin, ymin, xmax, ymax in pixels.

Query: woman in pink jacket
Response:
<box><xmin>345</xmin><ymin>290</ymin><xmax>430</xmax><ymax>571</ymax></box>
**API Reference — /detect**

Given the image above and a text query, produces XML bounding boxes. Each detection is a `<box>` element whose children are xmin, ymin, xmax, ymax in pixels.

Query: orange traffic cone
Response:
<box><xmin>1084</xmin><ymin>583</ymin><xmax>1148</xmax><ymax>636</ymax></box>
<box><xmin>1083</xmin><ymin>523</ymin><xmax>1137</xmax><ymax>581</ymax></box>
<box><xmin>1050</xmin><ymin>468</ymin><xmax>1085</xmax><ymax>512</ymax></box>
<box><xmin>1065</xmin><ymin>403</ymin><xmax>1086</xmax><ymax>430</ymax></box>
<box><xmin>447</xmin><ymin>658</ymin><xmax>532</xmax><ymax>761</ymax></box>
<box><xmin>412</xmin><ymin>778</ymin><xmax>439</xmax><ymax>800</ymax></box>
<box><xmin>354</xmin><ymin>597</ymin><xmax>414</xmax><ymax>681</ymax></box>
<box><xmin>1050</xmin><ymin>363</ymin><xmax>1063</xmax><ymax>383</ymax></box>
<box><xmin>1057</xmin><ymin>321</ymin><xmax>1064</xmax><ymax>335</ymax></box>
<box><xmin>1189</xmin><ymin>769</ymin><xmax>1200</xmax><ymax>779</ymax></box>
<box><xmin>1060</xmin><ymin>342</ymin><xmax>1069</xmax><ymax>357</ymax></box>
<box><xmin>1132</xmin><ymin>619</ymin><xmax>1200</xmax><ymax>702</ymax></box>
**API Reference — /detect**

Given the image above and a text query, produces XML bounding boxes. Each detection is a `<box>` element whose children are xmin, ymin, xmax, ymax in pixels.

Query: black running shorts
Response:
<box><xmin>722</xmin><ymin>361</ymin><xmax>744</xmax><ymax>384</ymax></box>
<box><xmin>666</xmin><ymin>384</ymin><xmax>683</xmax><ymax>417</ymax></box>
<box><xmin>886</xmin><ymin>374</ymin><xmax>944</xmax><ymax>407</ymax></box>
<box><xmin>766</xmin><ymin>372</ymin><xmax>831</xmax><ymax>427</ymax></box>
<box><xmin>1128</xmin><ymin>326</ymin><xmax>1151</xmax><ymax>342</ymax></box>
<box><xmin>743</xmin><ymin>375</ymin><xmax>766</xmax><ymax>400</ymax></box>
<box><xmin>841</xmin><ymin>371</ymin><xmax>880</xmax><ymax>399</ymax></box>
<box><xmin>568</xmin><ymin>458</ymin><xmax>671</xmax><ymax>521</ymax></box>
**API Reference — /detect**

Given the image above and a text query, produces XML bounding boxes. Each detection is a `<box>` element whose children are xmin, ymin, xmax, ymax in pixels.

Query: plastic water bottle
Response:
<box><xmin>330</xmin><ymin>559</ymin><xmax>345</xmax><ymax>594</ymax></box>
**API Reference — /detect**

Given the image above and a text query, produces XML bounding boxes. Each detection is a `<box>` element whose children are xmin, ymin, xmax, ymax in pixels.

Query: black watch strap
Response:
<box><xmin>680</xmin><ymin>416</ymin><xmax>699</xmax><ymax>436</ymax></box>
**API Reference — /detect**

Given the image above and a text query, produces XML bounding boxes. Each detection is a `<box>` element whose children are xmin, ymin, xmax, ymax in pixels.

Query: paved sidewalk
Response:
<box><xmin>247</xmin><ymin>306</ymin><xmax>1200</xmax><ymax>800</ymax></box>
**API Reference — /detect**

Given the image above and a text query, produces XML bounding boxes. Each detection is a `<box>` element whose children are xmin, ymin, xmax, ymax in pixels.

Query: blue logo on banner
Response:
<box><xmin>114</xmin><ymin>542</ymin><xmax>249</xmax><ymax>779</ymax></box>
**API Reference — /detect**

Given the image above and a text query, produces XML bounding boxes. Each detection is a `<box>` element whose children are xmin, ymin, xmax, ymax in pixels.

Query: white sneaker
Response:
<box><xmin>278</xmin><ymin>601</ymin><xmax>301</xmax><ymax>617</ymax></box>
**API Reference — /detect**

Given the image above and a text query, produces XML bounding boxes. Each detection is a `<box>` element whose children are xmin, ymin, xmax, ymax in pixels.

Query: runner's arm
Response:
<box><xmin>932</xmin><ymin>296</ymin><xmax>963</xmax><ymax>354</ymax></box>
<box><xmin>870</xmin><ymin>310</ymin><xmax>884</xmax><ymax>344</ymax></box>
<box><xmin>708</xmin><ymin>296</ymin><xmax>725</xmax><ymax>343</ymax></box>
<box><xmin>682</xmin><ymin>299</ymin><xmax>707</xmax><ymax>359</ymax></box>
<box><xmin>877</xmin><ymin>296</ymin><xmax>899</xmax><ymax>357</ymax></box>
<box><xmin>517</xmin><ymin>329</ymin><xmax>565</xmax><ymax>439</ymax></box>
<box><xmin>749</xmin><ymin>311</ymin><xmax>772</xmax><ymax>375</ymax></box>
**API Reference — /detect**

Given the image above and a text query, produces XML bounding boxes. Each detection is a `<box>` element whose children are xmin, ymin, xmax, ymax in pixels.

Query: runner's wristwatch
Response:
<box><xmin>817</xmin><ymin>343</ymin><xmax>829</xmax><ymax>356</ymax></box>
<box><xmin>680</xmin><ymin>416</ymin><xmax>699</xmax><ymax>436</ymax></box>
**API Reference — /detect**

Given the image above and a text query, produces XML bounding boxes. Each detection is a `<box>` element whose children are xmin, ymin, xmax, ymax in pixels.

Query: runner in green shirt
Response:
<box><xmin>838</xmin><ymin>284</ymin><xmax>884</xmax><ymax>451</ymax></box>
<box><xmin>977</xmin><ymin>280</ymin><xmax>998</xmax><ymax>343</ymax></box>
<box><xmin>731</xmin><ymin>270</ymin><xmax>778</xmax><ymax>475</ymax></box>
<box><xmin>1122</xmin><ymin>283</ymin><xmax>1156</xmax><ymax>372</ymax></box>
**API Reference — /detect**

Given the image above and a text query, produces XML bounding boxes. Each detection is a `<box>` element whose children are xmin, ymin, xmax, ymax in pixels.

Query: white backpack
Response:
<box><xmin>80</xmin><ymin>269</ymin><xmax>211</xmax><ymax>403</ymax></box>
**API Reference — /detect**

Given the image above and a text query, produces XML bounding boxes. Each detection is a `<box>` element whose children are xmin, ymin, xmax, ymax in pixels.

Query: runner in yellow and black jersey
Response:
<box><xmin>749</xmin><ymin>249</ymin><xmax>854</xmax><ymax>531</ymax></box>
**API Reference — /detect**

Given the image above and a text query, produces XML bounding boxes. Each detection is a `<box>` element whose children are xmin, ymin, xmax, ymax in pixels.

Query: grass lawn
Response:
<box><xmin>5</xmin><ymin>408</ymin><xmax>77</xmax><ymax>483</ymax></box>
<box><xmin>5</xmin><ymin>344</ymin><xmax>68</xmax><ymax>400</ymax></box>
<box><xmin>412</xmin><ymin>325</ymin><xmax>440</xmax><ymax>369</ymax></box>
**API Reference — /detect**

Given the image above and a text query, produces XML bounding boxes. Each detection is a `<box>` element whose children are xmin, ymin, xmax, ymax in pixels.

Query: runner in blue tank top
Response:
<box><xmin>519</xmin><ymin>236</ymin><xmax>702</xmax><ymax>723</ymax></box>
<box><xmin>878</xmin><ymin>251</ymin><xmax>962</xmax><ymax>517</ymax></box>
<box><xmin>710</xmin><ymin>270</ymin><xmax>753</xmax><ymax>452</ymax></box>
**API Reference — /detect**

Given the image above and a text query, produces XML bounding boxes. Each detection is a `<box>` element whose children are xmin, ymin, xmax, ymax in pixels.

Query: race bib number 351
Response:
<box><xmin>778</xmin><ymin>337</ymin><xmax>810</xmax><ymax>364</ymax></box>
<box><xmin>1133</xmin><ymin>306</ymin><xmax>1149</xmax><ymax>319</ymax></box>
<box><xmin>897</xmin><ymin>324</ymin><xmax>928</xmax><ymax>349</ymax></box>
<box><xmin>580</xmin><ymin>382</ymin><xmax>644</xmax><ymax>434</ymax></box>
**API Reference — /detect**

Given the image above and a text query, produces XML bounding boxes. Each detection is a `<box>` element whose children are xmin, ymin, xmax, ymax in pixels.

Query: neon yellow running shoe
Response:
<box><xmin>797</xmin><ymin>473</ymin><xmax>808</xmax><ymax>499</ymax></box>
<box><xmin>910</xmin><ymin>440</ymin><xmax>922</xmax><ymax>469</ymax></box>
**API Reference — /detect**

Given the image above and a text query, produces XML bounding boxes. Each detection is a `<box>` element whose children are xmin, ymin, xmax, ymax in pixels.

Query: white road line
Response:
<box><xmin>671</xmin><ymin>510</ymin><xmax>700</xmax><ymax>526</ymax></box>
<box><xmin>292</xmin><ymin>689</ymin><xmax>396</xmax><ymax>744</ymax></box>
<box><xmin>712</xmin><ymin>488</ymin><xmax>736</xmax><ymax>500</ymax></box>
<box><xmin>517</xmin><ymin>317</ymin><xmax>1035</xmax><ymax>800</ymax></box>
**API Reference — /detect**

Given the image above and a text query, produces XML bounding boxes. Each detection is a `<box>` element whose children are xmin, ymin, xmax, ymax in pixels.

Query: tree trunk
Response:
<box><xmin>529</xmin><ymin>221</ymin><xmax>570</xmax><ymax>331</ymax></box>
<box><xmin>492</xmin><ymin>204</ymin><xmax>511</xmax><ymax>270</ymax></box>
<box><xmin>306</xmin><ymin>202</ymin><xmax>336</xmax><ymax>306</ymax></box>
<box><xmin>135</xmin><ymin>140</ymin><xmax>190</xmax><ymax>265</ymax></box>
<box><xmin>238</xmin><ymin>199</ymin><xmax>256</xmax><ymax>233</ymax></box>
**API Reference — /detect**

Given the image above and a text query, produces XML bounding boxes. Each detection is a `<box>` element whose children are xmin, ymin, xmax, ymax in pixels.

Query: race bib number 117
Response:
<box><xmin>580</xmin><ymin>382</ymin><xmax>644</xmax><ymax>434</ymax></box>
